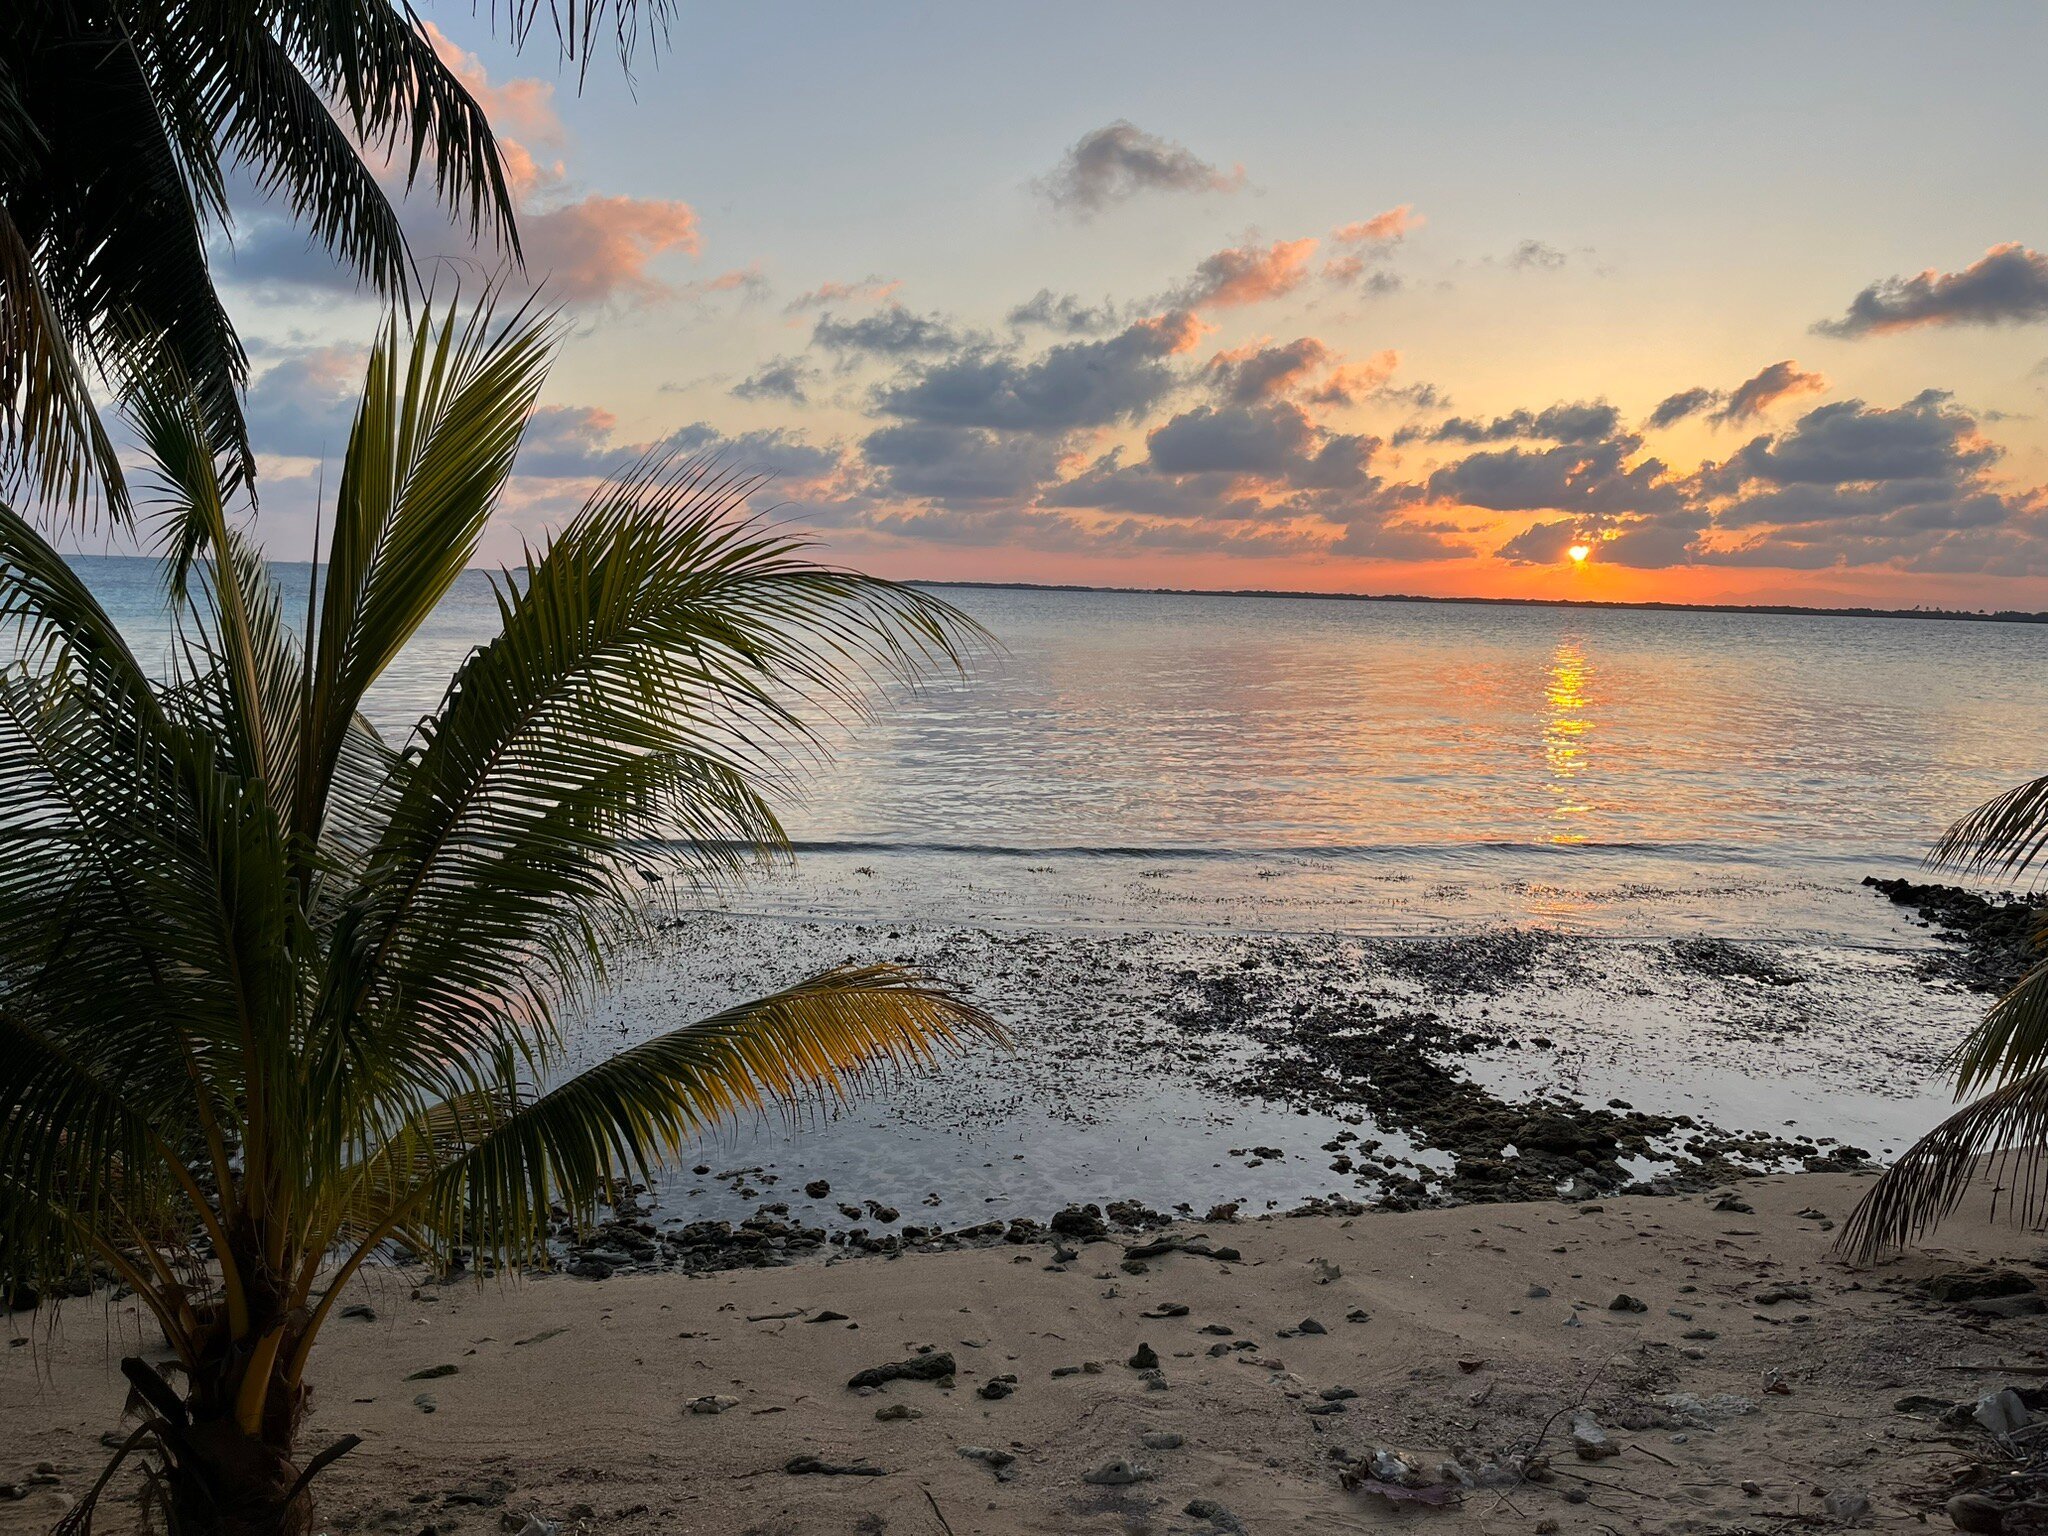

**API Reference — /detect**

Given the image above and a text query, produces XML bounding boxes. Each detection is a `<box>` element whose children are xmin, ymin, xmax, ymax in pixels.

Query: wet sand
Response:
<box><xmin>6</xmin><ymin>1172</ymin><xmax>2044</xmax><ymax>1534</ymax></box>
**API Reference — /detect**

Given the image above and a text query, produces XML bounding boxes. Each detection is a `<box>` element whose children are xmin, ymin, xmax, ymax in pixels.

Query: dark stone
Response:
<box><xmin>847</xmin><ymin>1350</ymin><xmax>956</xmax><ymax>1390</ymax></box>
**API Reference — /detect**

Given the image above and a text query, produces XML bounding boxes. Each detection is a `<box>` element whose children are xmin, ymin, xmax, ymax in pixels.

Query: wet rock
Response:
<box><xmin>1608</xmin><ymin>1293</ymin><xmax>1648</xmax><ymax>1313</ymax></box>
<box><xmin>977</xmin><ymin>1375</ymin><xmax>1017</xmax><ymax>1400</ymax></box>
<box><xmin>1050</xmin><ymin>1204</ymin><xmax>1108</xmax><ymax>1239</ymax></box>
<box><xmin>804</xmin><ymin>1180</ymin><xmax>831</xmax><ymax>1198</ymax></box>
<box><xmin>685</xmin><ymin>1395</ymin><xmax>738</xmax><ymax>1415</ymax></box>
<box><xmin>847</xmin><ymin>1350</ymin><xmax>956</xmax><ymax>1390</ymax></box>
<box><xmin>1127</xmin><ymin>1342</ymin><xmax>1160</xmax><ymax>1370</ymax></box>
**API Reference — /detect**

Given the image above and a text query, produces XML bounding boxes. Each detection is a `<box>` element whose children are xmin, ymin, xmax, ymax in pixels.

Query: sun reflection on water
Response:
<box><xmin>1543</xmin><ymin>640</ymin><xmax>1594</xmax><ymax>844</ymax></box>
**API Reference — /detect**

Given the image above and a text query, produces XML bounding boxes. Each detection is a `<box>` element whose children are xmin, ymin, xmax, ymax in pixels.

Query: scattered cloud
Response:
<box><xmin>731</xmin><ymin>356</ymin><xmax>817</xmax><ymax>404</ymax></box>
<box><xmin>1716</xmin><ymin>359</ymin><xmax>1827</xmax><ymax>423</ymax></box>
<box><xmin>1333</xmin><ymin>206</ymin><xmax>1422</xmax><ymax>246</ymax></box>
<box><xmin>1007</xmin><ymin>290</ymin><xmax>1123</xmax><ymax>335</ymax></box>
<box><xmin>516</xmin><ymin>194</ymin><xmax>702</xmax><ymax>304</ymax></box>
<box><xmin>813</xmin><ymin>305</ymin><xmax>969</xmax><ymax>357</ymax></box>
<box><xmin>1174</xmin><ymin>238</ymin><xmax>1319</xmax><ymax>310</ymax></box>
<box><xmin>1815</xmin><ymin>244</ymin><xmax>2048</xmax><ymax>338</ymax></box>
<box><xmin>1034</xmin><ymin>120</ymin><xmax>1244</xmax><ymax>216</ymax></box>
<box><xmin>785</xmin><ymin>276</ymin><xmax>902</xmax><ymax>313</ymax></box>
<box><xmin>1507</xmin><ymin>240</ymin><xmax>1568</xmax><ymax>271</ymax></box>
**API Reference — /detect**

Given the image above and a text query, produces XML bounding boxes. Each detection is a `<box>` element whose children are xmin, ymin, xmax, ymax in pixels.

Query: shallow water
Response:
<box><xmin>76</xmin><ymin>558</ymin><xmax>2048</xmax><ymax>937</ymax></box>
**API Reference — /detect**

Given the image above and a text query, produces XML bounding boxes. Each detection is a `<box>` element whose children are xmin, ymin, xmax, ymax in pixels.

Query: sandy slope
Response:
<box><xmin>4</xmin><ymin>1172</ymin><xmax>2041</xmax><ymax>1535</ymax></box>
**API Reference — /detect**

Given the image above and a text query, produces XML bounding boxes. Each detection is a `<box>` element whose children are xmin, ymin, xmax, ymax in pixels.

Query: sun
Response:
<box><xmin>1567</xmin><ymin>543</ymin><xmax>1592</xmax><ymax>564</ymax></box>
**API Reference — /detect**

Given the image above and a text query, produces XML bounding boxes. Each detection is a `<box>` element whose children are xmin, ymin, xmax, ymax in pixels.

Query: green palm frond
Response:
<box><xmin>1933</xmin><ymin>773</ymin><xmax>2048</xmax><ymax>884</ymax></box>
<box><xmin>1</xmin><ymin>300</ymin><xmax>998</xmax><ymax>1512</ymax></box>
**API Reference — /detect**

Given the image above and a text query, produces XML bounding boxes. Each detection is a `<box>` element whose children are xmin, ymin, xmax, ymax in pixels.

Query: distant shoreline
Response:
<box><xmin>911</xmin><ymin>578</ymin><xmax>2048</xmax><ymax>625</ymax></box>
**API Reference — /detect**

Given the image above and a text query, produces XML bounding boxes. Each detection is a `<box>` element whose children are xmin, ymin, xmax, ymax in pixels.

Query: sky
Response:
<box><xmin>166</xmin><ymin>0</ymin><xmax>2048</xmax><ymax>609</ymax></box>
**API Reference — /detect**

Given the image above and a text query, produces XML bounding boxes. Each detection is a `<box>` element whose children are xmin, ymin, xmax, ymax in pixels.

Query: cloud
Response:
<box><xmin>516</xmin><ymin>195</ymin><xmax>702</xmax><ymax>304</ymax></box>
<box><xmin>1397</xmin><ymin>401</ymin><xmax>1621</xmax><ymax>447</ymax></box>
<box><xmin>785</xmin><ymin>276</ymin><xmax>902</xmax><ymax>313</ymax></box>
<box><xmin>1175</xmin><ymin>238</ymin><xmax>1318</xmax><ymax>310</ymax></box>
<box><xmin>1814</xmin><ymin>244</ymin><xmax>2048</xmax><ymax>338</ymax></box>
<box><xmin>1644</xmin><ymin>361</ymin><xmax>1828</xmax><ymax>430</ymax></box>
<box><xmin>872</xmin><ymin>311</ymin><xmax>1204</xmax><ymax>435</ymax></box>
<box><xmin>1495</xmin><ymin>517</ymin><xmax>1588</xmax><ymax>565</ymax></box>
<box><xmin>1716</xmin><ymin>359</ymin><xmax>1826</xmax><ymax>423</ymax></box>
<box><xmin>242</xmin><ymin>342</ymin><xmax>366</xmax><ymax>459</ymax></box>
<box><xmin>860</xmin><ymin>423</ymin><xmax>1067</xmax><ymax>504</ymax></box>
<box><xmin>1425</xmin><ymin>436</ymin><xmax>1683</xmax><ymax>517</ymax></box>
<box><xmin>1034</xmin><ymin>121</ymin><xmax>1243</xmax><ymax>216</ymax></box>
<box><xmin>423</xmin><ymin>22</ymin><xmax>561</xmax><ymax>143</ymax></box>
<box><xmin>1645</xmin><ymin>386</ymin><xmax>1720</xmax><ymax>430</ymax></box>
<box><xmin>1332</xmin><ymin>205</ymin><xmax>1421</xmax><ymax>246</ymax></box>
<box><xmin>1007</xmin><ymin>289</ymin><xmax>1123</xmax><ymax>335</ymax></box>
<box><xmin>730</xmin><ymin>357</ymin><xmax>816</xmax><ymax>404</ymax></box>
<box><xmin>1204</xmin><ymin>338</ymin><xmax>1398</xmax><ymax>407</ymax></box>
<box><xmin>812</xmin><ymin>305</ymin><xmax>968</xmax><ymax>357</ymax></box>
<box><xmin>1507</xmin><ymin>240</ymin><xmax>1567</xmax><ymax>271</ymax></box>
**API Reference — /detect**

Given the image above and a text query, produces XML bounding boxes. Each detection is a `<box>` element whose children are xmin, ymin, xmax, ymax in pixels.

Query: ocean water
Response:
<box><xmin>71</xmin><ymin>555</ymin><xmax>2048</xmax><ymax>940</ymax></box>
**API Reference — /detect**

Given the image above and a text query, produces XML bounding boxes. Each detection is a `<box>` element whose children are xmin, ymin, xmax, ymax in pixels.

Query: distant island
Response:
<box><xmin>915</xmin><ymin>579</ymin><xmax>2048</xmax><ymax>625</ymax></box>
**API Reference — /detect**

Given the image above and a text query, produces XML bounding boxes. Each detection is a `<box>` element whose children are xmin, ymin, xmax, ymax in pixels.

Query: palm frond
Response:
<box><xmin>1933</xmin><ymin>773</ymin><xmax>2048</xmax><ymax>884</ymax></box>
<box><xmin>396</xmin><ymin>966</ymin><xmax>1000</xmax><ymax>1264</ymax></box>
<box><xmin>1841</xmin><ymin>1064</ymin><xmax>2048</xmax><ymax>1261</ymax></box>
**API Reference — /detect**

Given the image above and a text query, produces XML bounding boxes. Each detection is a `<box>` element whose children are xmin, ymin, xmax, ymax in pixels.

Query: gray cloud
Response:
<box><xmin>1034</xmin><ymin>120</ymin><xmax>1243</xmax><ymax>216</ymax></box>
<box><xmin>1815</xmin><ymin>244</ymin><xmax>2048</xmax><ymax>338</ymax></box>
<box><xmin>859</xmin><ymin>423</ymin><xmax>1065</xmax><ymax>505</ymax></box>
<box><xmin>1495</xmin><ymin>518</ymin><xmax>1588</xmax><ymax>565</ymax></box>
<box><xmin>1646</xmin><ymin>386</ymin><xmax>1719</xmax><ymax>430</ymax></box>
<box><xmin>730</xmin><ymin>357</ymin><xmax>817</xmax><ymax>404</ymax></box>
<box><xmin>1507</xmin><ymin>240</ymin><xmax>1567</xmax><ymax>271</ymax></box>
<box><xmin>812</xmin><ymin>305</ymin><xmax>969</xmax><ymax>357</ymax></box>
<box><xmin>1006</xmin><ymin>289</ymin><xmax>1124</xmax><ymax>335</ymax></box>
<box><xmin>872</xmin><ymin>312</ymin><xmax>1202</xmax><ymax>435</ymax></box>
<box><xmin>1396</xmin><ymin>401</ymin><xmax>1620</xmax><ymax>447</ymax></box>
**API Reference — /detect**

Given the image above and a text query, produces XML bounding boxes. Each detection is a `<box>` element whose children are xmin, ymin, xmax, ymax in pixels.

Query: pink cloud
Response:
<box><xmin>1181</xmin><ymin>238</ymin><xmax>1318</xmax><ymax>310</ymax></box>
<box><xmin>423</xmin><ymin>22</ymin><xmax>562</xmax><ymax>143</ymax></box>
<box><xmin>519</xmin><ymin>195</ymin><xmax>703</xmax><ymax>304</ymax></box>
<box><xmin>787</xmin><ymin>276</ymin><xmax>903</xmax><ymax>311</ymax></box>
<box><xmin>1332</xmin><ymin>205</ymin><xmax>1421</xmax><ymax>245</ymax></box>
<box><xmin>1129</xmin><ymin>308</ymin><xmax>1214</xmax><ymax>355</ymax></box>
<box><xmin>1718</xmin><ymin>359</ymin><xmax>1828</xmax><ymax>422</ymax></box>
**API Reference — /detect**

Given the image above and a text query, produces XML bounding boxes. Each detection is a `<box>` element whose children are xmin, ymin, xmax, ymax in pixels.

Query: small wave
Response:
<box><xmin>675</xmin><ymin>836</ymin><xmax>1814</xmax><ymax>866</ymax></box>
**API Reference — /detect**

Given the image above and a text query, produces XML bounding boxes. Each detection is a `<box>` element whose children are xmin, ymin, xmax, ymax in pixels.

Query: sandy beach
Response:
<box><xmin>8</xmin><ymin>1171</ymin><xmax>2046</xmax><ymax>1534</ymax></box>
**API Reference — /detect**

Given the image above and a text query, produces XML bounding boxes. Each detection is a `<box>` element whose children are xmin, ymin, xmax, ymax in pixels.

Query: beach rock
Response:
<box><xmin>1140</xmin><ymin>1303</ymin><xmax>1190</xmax><ymax>1318</ymax></box>
<box><xmin>785</xmin><ymin>1456</ymin><xmax>884</xmax><ymax>1477</ymax></box>
<box><xmin>1184</xmin><ymin>1498</ymin><xmax>1247</xmax><ymax>1533</ymax></box>
<box><xmin>685</xmin><ymin>1395</ymin><xmax>738</xmax><ymax>1415</ymax></box>
<box><xmin>977</xmin><ymin>1375</ymin><xmax>1017</xmax><ymax>1400</ymax></box>
<box><xmin>873</xmin><ymin>1404</ymin><xmax>922</xmax><ymax>1422</ymax></box>
<box><xmin>1569</xmin><ymin>1413</ymin><xmax>1617</xmax><ymax>1460</ymax></box>
<box><xmin>1823</xmin><ymin>1490</ymin><xmax>1872</xmax><ymax>1526</ymax></box>
<box><xmin>1127</xmin><ymin>1342</ymin><xmax>1159</xmax><ymax>1370</ymax></box>
<box><xmin>957</xmin><ymin>1446</ymin><xmax>1016</xmax><ymax>1480</ymax></box>
<box><xmin>804</xmin><ymin>1180</ymin><xmax>830</xmax><ymax>1198</ymax></box>
<box><xmin>412</xmin><ymin>1393</ymin><xmax>437</xmax><ymax>1413</ymax></box>
<box><xmin>406</xmin><ymin>1364</ymin><xmax>458</xmax><ymax>1381</ymax></box>
<box><xmin>1921</xmin><ymin>1267</ymin><xmax>2037</xmax><ymax>1304</ymax></box>
<box><xmin>341</xmin><ymin>1304</ymin><xmax>376</xmax><ymax>1321</ymax></box>
<box><xmin>847</xmin><ymin>1350</ymin><xmax>956</xmax><ymax>1390</ymax></box>
<box><xmin>837</xmin><ymin>1203</ymin><xmax>863</xmax><ymax>1220</ymax></box>
<box><xmin>1754</xmin><ymin>1283</ymin><xmax>1813</xmax><ymax>1305</ymax></box>
<box><xmin>1141</xmin><ymin>1432</ymin><xmax>1184</xmax><ymax>1450</ymax></box>
<box><xmin>1050</xmin><ymin>1204</ymin><xmax>1107</xmax><ymax>1239</ymax></box>
<box><xmin>1525</xmin><ymin>1284</ymin><xmax>1550</xmax><ymax>1299</ymax></box>
<box><xmin>564</xmin><ymin>1259</ymin><xmax>612</xmax><ymax>1281</ymax></box>
<box><xmin>1082</xmin><ymin>1459</ymin><xmax>1152</xmax><ymax>1487</ymax></box>
<box><xmin>1948</xmin><ymin>1493</ymin><xmax>2007</xmax><ymax>1533</ymax></box>
<box><xmin>1608</xmin><ymin>1293</ymin><xmax>1648</xmax><ymax>1313</ymax></box>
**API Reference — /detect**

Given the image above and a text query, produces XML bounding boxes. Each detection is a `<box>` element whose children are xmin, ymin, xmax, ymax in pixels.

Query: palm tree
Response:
<box><xmin>0</xmin><ymin>300</ymin><xmax>998</xmax><ymax>1536</ymax></box>
<box><xmin>1844</xmin><ymin>778</ymin><xmax>2048</xmax><ymax>1258</ymax></box>
<box><xmin>0</xmin><ymin>0</ymin><xmax>670</xmax><ymax>519</ymax></box>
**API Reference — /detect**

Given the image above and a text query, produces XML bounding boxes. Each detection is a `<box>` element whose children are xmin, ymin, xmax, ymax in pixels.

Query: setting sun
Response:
<box><xmin>1567</xmin><ymin>543</ymin><xmax>1592</xmax><ymax>563</ymax></box>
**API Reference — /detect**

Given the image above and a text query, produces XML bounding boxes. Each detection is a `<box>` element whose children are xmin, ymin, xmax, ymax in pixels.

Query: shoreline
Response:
<box><xmin>8</xmin><ymin>1172</ymin><xmax>2044</xmax><ymax>1534</ymax></box>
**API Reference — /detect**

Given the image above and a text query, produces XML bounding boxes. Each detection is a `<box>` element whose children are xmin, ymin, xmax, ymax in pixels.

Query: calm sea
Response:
<box><xmin>73</xmin><ymin>555</ymin><xmax>2048</xmax><ymax>940</ymax></box>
